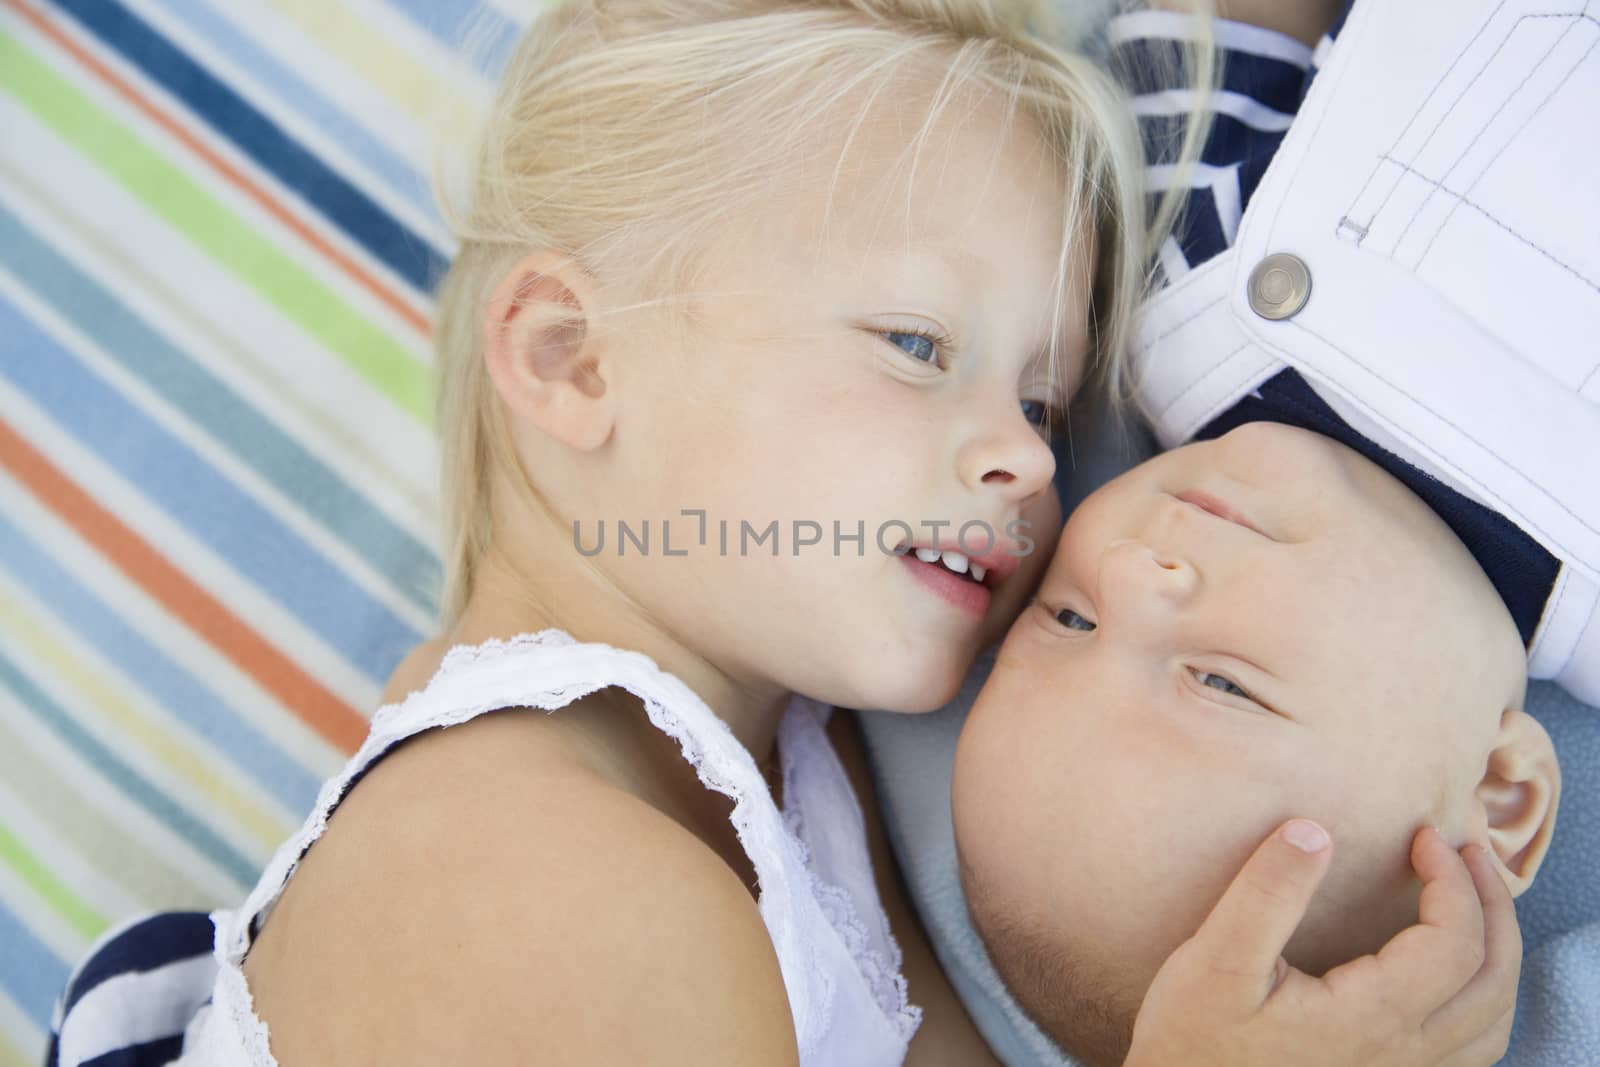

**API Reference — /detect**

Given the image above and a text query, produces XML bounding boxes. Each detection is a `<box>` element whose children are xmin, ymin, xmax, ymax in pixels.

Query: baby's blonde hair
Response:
<box><xmin>433</xmin><ymin>0</ymin><xmax>1201</xmax><ymax>625</ymax></box>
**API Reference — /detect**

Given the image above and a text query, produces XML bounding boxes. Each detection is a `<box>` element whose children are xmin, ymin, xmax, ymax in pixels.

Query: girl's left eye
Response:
<box><xmin>883</xmin><ymin>330</ymin><xmax>941</xmax><ymax>365</ymax></box>
<box><xmin>1193</xmin><ymin>670</ymin><xmax>1252</xmax><ymax>701</ymax></box>
<box><xmin>1021</xmin><ymin>399</ymin><xmax>1066</xmax><ymax>434</ymax></box>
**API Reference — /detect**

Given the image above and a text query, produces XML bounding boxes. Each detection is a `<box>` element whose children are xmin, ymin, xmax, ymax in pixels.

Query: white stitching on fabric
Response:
<box><xmin>1137</xmin><ymin>250</ymin><xmax>1232</xmax><ymax>344</ymax></box>
<box><xmin>1179</xmin><ymin>350</ymin><xmax>1278</xmax><ymax>440</ymax></box>
<box><xmin>1336</xmin><ymin>216</ymin><xmax>1369</xmax><ymax>241</ymax></box>
<box><xmin>1143</xmin><ymin>293</ymin><xmax>1227</xmax><ymax>348</ymax></box>
<box><xmin>1393</xmin><ymin>14</ymin><xmax>1583</xmax><ymax>254</ymax></box>
<box><xmin>1367</xmin><ymin>7</ymin><xmax>1534</xmax><ymax>243</ymax></box>
<box><xmin>1337</xmin><ymin>1</ymin><xmax>1512</xmax><ymax>243</ymax></box>
<box><xmin>1288</xmin><ymin>319</ymin><xmax>1599</xmax><ymax>541</ymax></box>
<box><xmin>1417</xmin><ymin>22</ymin><xmax>1600</xmax><ymax>266</ymax></box>
<box><xmin>1154</xmin><ymin>341</ymin><xmax>1252</xmax><ymax>422</ymax></box>
<box><xmin>1374</xmin><ymin>155</ymin><xmax>1600</xmax><ymax>294</ymax></box>
<box><xmin>1262</xmin><ymin>0</ymin><xmax>1372</xmax><ymax>235</ymax></box>
<box><xmin>1565</xmin><ymin>588</ymin><xmax>1600</xmax><ymax>675</ymax></box>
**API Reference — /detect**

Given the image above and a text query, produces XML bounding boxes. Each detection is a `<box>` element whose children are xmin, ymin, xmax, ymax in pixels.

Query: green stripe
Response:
<box><xmin>0</xmin><ymin>29</ymin><xmax>432</xmax><ymax>425</ymax></box>
<box><xmin>0</xmin><ymin>818</ymin><xmax>105</xmax><ymax>941</ymax></box>
<box><xmin>0</xmin><ymin>715</ymin><xmax>210</xmax><ymax>914</ymax></box>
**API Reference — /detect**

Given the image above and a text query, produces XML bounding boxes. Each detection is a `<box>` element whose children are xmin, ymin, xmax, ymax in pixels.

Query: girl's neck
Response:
<box><xmin>445</xmin><ymin>524</ymin><xmax>790</xmax><ymax>765</ymax></box>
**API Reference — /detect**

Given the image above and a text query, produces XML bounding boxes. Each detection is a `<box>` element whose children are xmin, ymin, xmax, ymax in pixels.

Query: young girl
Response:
<box><xmin>47</xmin><ymin>2</ymin><xmax>1513</xmax><ymax>1065</ymax></box>
<box><xmin>178</xmin><ymin>2</ymin><xmax>1144</xmax><ymax>1062</ymax></box>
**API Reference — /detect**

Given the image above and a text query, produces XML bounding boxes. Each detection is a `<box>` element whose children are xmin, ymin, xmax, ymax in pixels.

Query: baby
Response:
<box><xmin>952</xmin><ymin>420</ymin><xmax>1562</xmax><ymax>1066</ymax></box>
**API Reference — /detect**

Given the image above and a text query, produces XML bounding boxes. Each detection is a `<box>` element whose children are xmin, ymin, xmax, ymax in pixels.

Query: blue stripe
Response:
<box><xmin>59</xmin><ymin>912</ymin><xmax>212</xmax><ymax>1020</ymax></box>
<box><xmin>143</xmin><ymin>0</ymin><xmax>442</xmax><ymax>224</ymax></box>
<box><xmin>0</xmin><ymin>897</ymin><xmax>68</xmax><ymax>1031</ymax></box>
<box><xmin>50</xmin><ymin>0</ymin><xmax>450</xmax><ymax>296</ymax></box>
<box><xmin>1153</xmin><ymin>182</ymin><xmax>1228</xmax><ymax>266</ymax></box>
<box><xmin>1113</xmin><ymin>36</ymin><xmax>1313</xmax><ymax>113</ymax></box>
<box><xmin>81</xmin><ymin>1034</ymin><xmax>186</xmax><ymax>1067</ymax></box>
<box><xmin>0</xmin><ymin>507</ymin><xmax>321</xmax><ymax>819</ymax></box>
<box><xmin>0</xmin><ymin>647</ymin><xmax>259</xmax><ymax>887</ymax></box>
<box><xmin>1139</xmin><ymin>112</ymin><xmax>1291</xmax><ymax>170</ymax></box>
<box><xmin>1178</xmin><ymin>193</ymin><xmax>1227</xmax><ymax>266</ymax></box>
<box><xmin>0</xmin><ymin>203</ymin><xmax>440</xmax><ymax>617</ymax></box>
<box><xmin>1237</xmin><ymin>152</ymin><xmax>1274</xmax><ymax>215</ymax></box>
<box><xmin>0</xmin><ymin>294</ymin><xmax>423</xmax><ymax>684</ymax></box>
<box><xmin>381</xmin><ymin>0</ymin><xmax>521</xmax><ymax>78</ymax></box>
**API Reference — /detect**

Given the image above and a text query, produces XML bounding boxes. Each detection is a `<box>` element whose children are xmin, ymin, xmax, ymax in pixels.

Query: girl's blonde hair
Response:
<box><xmin>432</xmin><ymin>0</ymin><xmax>1207</xmax><ymax>625</ymax></box>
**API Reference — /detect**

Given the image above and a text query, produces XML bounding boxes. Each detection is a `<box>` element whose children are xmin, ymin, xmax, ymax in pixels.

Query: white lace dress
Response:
<box><xmin>175</xmin><ymin>630</ymin><xmax>921</xmax><ymax>1066</ymax></box>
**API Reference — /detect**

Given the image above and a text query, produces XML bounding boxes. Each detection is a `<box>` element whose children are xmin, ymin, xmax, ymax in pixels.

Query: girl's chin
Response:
<box><xmin>860</xmin><ymin>662</ymin><xmax>971</xmax><ymax>714</ymax></box>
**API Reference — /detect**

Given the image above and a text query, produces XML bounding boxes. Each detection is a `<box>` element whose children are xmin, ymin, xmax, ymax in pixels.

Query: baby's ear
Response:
<box><xmin>1474</xmin><ymin>707</ymin><xmax>1560</xmax><ymax>895</ymax></box>
<box><xmin>482</xmin><ymin>252</ymin><xmax>615</xmax><ymax>452</ymax></box>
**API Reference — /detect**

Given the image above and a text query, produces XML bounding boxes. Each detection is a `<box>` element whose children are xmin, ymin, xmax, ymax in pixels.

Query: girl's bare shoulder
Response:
<box><xmin>376</xmin><ymin>636</ymin><xmax>453</xmax><ymax>706</ymax></box>
<box><xmin>242</xmin><ymin>704</ymin><xmax>797</xmax><ymax>1065</ymax></box>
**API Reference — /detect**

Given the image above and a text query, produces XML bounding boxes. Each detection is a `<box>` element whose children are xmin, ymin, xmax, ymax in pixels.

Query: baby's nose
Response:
<box><xmin>1099</xmin><ymin>539</ymin><xmax>1200</xmax><ymax>613</ymax></box>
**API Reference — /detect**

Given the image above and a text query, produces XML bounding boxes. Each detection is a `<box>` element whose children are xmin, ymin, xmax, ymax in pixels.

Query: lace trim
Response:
<box><xmin>779</xmin><ymin>718</ymin><xmax>923</xmax><ymax>1044</ymax></box>
<box><xmin>215</xmin><ymin>629</ymin><xmax>829</xmax><ymax>1063</ymax></box>
<box><xmin>433</xmin><ymin>629</ymin><xmax>576</xmax><ymax>677</ymax></box>
<box><xmin>213</xmin><ymin>925</ymin><xmax>276</xmax><ymax>1066</ymax></box>
<box><xmin>607</xmin><ymin>657</ymin><xmax>828</xmax><ymax>1062</ymax></box>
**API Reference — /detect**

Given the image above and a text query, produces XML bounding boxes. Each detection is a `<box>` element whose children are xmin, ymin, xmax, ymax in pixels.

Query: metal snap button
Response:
<box><xmin>1247</xmin><ymin>253</ymin><xmax>1311</xmax><ymax>320</ymax></box>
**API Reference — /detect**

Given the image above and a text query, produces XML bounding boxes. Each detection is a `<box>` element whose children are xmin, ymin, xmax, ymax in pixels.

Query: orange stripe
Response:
<box><xmin>0</xmin><ymin>417</ymin><xmax>369</xmax><ymax>754</ymax></box>
<box><xmin>7</xmin><ymin>0</ymin><xmax>432</xmax><ymax>338</ymax></box>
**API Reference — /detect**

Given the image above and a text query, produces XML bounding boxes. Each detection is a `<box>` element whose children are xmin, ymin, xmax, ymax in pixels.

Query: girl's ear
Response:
<box><xmin>482</xmin><ymin>252</ymin><xmax>616</xmax><ymax>452</ymax></box>
<box><xmin>1474</xmin><ymin>707</ymin><xmax>1561</xmax><ymax>895</ymax></box>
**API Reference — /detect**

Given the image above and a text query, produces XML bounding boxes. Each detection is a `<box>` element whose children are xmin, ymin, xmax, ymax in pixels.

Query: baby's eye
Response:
<box><xmin>1020</xmin><ymin>399</ymin><xmax>1049</xmax><ymax>426</ymax></box>
<box><xmin>1055</xmin><ymin>608</ymin><xmax>1096</xmax><ymax>632</ymax></box>
<box><xmin>1194</xmin><ymin>670</ymin><xmax>1251</xmax><ymax>700</ymax></box>
<box><xmin>883</xmin><ymin>330</ymin><xmax>940</xmax><ymax>364</ymax></box>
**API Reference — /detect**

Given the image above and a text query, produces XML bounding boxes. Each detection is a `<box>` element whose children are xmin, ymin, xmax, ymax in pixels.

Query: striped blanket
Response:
<box><xmin>0</xmin><ymin>2</ymin><xmax>537</xmax><ymax>1063</ymax></box>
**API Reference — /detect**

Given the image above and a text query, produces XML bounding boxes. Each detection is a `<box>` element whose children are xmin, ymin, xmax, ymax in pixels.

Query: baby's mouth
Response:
<box><xmin>1171</xmin><ymin>490</ymin><xmax>1274</xmax><ymax>541</ymax></box>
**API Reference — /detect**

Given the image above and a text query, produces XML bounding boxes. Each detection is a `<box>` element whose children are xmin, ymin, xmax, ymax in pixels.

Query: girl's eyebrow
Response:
<box><xmin>927</xmin><ymin>244</ymin><xmax>993</xmax><ymax>279</ymax></box>
<box><xmin>867</xmin><ymin>244</ymin><xmax>980</xmax><ymax>284</ymax></box>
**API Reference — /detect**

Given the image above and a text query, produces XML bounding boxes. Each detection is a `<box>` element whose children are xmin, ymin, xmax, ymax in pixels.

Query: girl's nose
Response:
<box><xmin>957</xmin><ymin>410</ymin><xmax>1057</xmax><ymax>507</ymax></box>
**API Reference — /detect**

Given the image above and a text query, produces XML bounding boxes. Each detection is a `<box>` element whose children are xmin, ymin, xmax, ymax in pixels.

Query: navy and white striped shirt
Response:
<box><xmin>1108</xmin><ymin>8</ymin><xmax>1349</xmax><ymax>282</ymax></box>
<box><xmin>48</xmin><ymin>912</ymin><xmax>215</xmax><ymax>1067</ymax></box>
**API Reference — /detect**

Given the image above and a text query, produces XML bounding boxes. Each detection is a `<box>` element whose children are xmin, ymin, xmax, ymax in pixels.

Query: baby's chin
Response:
<box><xmin>995</xmin><ymin>876</ymin><xmax>1421</xmax><ymax>1067</ymax></box>
<box><xmin>965</xmin><ymin>798</ymin><xmax>1435</xmax><ymax>1047</ymax></box>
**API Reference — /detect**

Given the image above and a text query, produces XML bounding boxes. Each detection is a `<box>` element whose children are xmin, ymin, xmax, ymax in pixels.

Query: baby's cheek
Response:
<box><xmin>1318</xmin><ymin>723</ymin><xmax>1446</xmax><ymax>828</ymax></box>
<box><xmin>1002</xmin><ymin>506</ymin><xmax>1061</xmax><ymax>611</ymax></box>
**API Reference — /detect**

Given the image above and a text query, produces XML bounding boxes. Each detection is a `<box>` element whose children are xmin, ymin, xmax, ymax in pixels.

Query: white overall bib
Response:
<box><xmin>1133</xmin><ymin>0</ymin><xmax>1600</xmax><ymax>702</ymax></box>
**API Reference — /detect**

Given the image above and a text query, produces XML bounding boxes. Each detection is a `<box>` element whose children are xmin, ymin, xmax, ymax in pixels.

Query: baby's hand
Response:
<box><xmin>1124</xmin><ymin>822</ymin><xmax>1520</xmax><ymax>1067</ymax></box>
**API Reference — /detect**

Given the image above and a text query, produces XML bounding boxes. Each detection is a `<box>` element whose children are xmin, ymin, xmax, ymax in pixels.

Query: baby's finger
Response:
<box><xmin>1466</xmin><ymin>841</ymin><xmax>1522</xmax><ymax>982</ymax></box>
<box><xmin>1190</xmin><ymin>819</ymin><xmax>1333</xmax><ymax>1007</ymax></box>
<box><xmin>1368</xmin><ymin>829</ymin><xmax>1487</xmax><ymax>1017</ymax></box>
<box><xmin>1436</xmin><ymin>1006</ymin><xmax>1514</xmax><ymax>1067</ymax></box>
<box><xmin>1424</xmin><ymin>845</ymin><xmax>1522</xmax><ymax>1047</ymax></box>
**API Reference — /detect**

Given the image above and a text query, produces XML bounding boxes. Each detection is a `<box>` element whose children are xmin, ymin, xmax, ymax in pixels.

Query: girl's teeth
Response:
<box><xmin>910</xmin><ymin>546</ymin><xmax>982</xmax><ymax>580</ymax></box>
